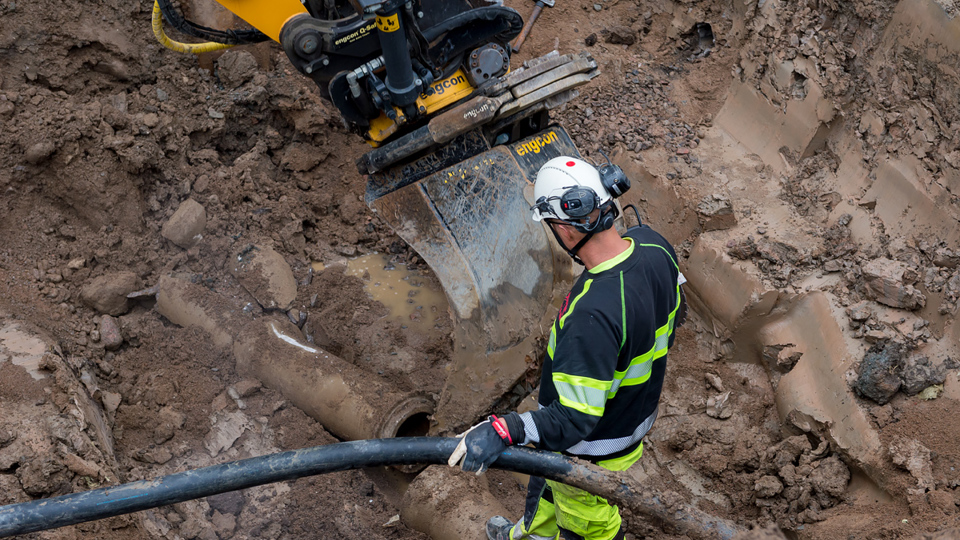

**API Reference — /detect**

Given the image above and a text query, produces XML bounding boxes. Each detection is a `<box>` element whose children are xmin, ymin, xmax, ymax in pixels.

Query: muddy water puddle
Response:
<box><xmin>0</xmin><ymin>322</ymin><xmax>48</xmax><ymax>380</ymax></box>
<box><xmin>314</xmin><ymin>254</ymin><xmax>449</xmax><ymax>328</ymax></box>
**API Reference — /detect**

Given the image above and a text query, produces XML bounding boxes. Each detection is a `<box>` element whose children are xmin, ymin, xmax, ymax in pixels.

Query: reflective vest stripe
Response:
<box><xmin>552</xmin><ymin>372</ymin><xmax>611</xmax><ymax>417</ymax></box>
<box><xmin>559</xmin><ymin>279</ymin><xmax>593</xmax><ymax>329</ymax></box>
<box><xmin>564</xmin><ymin>406</ymin><xmax>659</xmax><ymax>456</ymax></box>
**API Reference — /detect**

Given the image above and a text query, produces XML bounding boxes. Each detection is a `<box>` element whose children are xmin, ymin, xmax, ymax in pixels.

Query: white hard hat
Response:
<box><xmin>531</xmin><ymin>156</ymin><xmax>611</xmax><ymax>222</ymax></box>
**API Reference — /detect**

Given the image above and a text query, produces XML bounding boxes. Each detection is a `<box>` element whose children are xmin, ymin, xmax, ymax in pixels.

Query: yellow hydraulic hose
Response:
<box><xmin>152</xmin><ymin>0</ymin><xmax>234</xmax><ymax>54</ymax></box>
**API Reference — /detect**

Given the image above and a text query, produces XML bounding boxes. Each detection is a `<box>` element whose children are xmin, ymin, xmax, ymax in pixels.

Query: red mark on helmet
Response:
<box><xmin>566</xmin><ymin>161</ymin><xmax>576</xmax><ymax>167</ymax></box>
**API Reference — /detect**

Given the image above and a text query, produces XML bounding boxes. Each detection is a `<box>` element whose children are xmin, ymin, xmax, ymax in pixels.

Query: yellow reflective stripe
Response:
<box><xmin>559</xmin><ymin>279</ymin><xmax>592</xmax><ymax>329</ymax></box>
<box><xmin>589</xmin><ymin>238</ymin><xmax>635</xmax><ymax>274</ymax></box>
<box><xmin>608</xmin><ymin>305</ymin><xmax>676</xmax><ymax>398</ymax></box>
<box><xmin>635</xmin><ymin>242</ymin><xmax>679</xmax><ymax>270</ymax></box>
<box><xmin>553</xmin><ymin>372</ymin><xmax>610</xmax><ymax>417</ymax></box>
<box><xmin>619</xmin><ymin>272</ymin><xmax>626</xmax><ymax>351</ymax></box>
<box><xmin>547</xmin><ymin>323</ymin><xmax>557</xmax><ymax>359</ymax></box>
<box><xmin>597</xmin><ymin>441</ymin><xmax>644</xmax><ymax>471</ymax></box>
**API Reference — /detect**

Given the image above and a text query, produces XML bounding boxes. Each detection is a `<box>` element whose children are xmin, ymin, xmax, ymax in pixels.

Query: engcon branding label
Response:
<box><xmin>420</xmin><ymin>74</ymin><xmax>468</xmax><ymax>99</ymax></box>
<box><xmin>334</xmin><ymin>22</ymin><xmax>377</xmax><ymax>47</ymax></box>
<box><xmin>463</xmin><ymin>102</ymin><xmax>493</xmax><ymax>120</ymax></box>
<box><xmin>515</xmin><ymin>131</ymin><xmax>559</xmax><ymax>156</ymax></box>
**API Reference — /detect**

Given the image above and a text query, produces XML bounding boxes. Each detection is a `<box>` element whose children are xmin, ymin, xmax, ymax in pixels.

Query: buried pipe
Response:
<box><xmin>0</xmin><ymin>438</ymin><xmax>742</xmax><ymax>540</ymax></box>
<box><xmin>155</xmin><ymin>274</ymin><xmax>433</xmax><ymax>441</ymax></box>
<box><xmin>401</xmin><ymin>465</ymin><xmax>513</xmax><ymax>540</ymax></box>
<box><xmin>233</xmin><ymin>317</ymin><xmax>434</xmax><ymax>441</ymax></box>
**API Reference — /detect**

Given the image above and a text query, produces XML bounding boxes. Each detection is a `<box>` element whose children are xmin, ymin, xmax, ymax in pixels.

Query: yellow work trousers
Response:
<box><xmin>508</xmin><ymin>443</ymin><xmax>642</xmax><ymax>540</ymax></box>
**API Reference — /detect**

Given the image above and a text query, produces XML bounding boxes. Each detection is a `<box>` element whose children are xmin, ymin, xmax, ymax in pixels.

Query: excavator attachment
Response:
<box><xmin>156</xmin><ymin>0</ymin><xmax>600</xmax><ymax>431</ymax></box>
<box><xmin>367</xmin><ymin>125</ymin><xmax>584</xmax><ymax>432</ymax></box>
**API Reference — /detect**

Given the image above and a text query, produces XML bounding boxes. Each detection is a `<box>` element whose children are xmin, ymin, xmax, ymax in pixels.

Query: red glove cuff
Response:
<box><xmin>489</xmin><ymin>415</ymin><xmax>513</xmax><ymax>444</ymax></box>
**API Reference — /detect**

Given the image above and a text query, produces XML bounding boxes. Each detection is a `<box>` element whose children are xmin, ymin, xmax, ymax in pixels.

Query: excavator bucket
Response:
<box><xmin>366</xmin><ymin>126</ymin><xmax>582</xmax><ymax>433</ymax></box>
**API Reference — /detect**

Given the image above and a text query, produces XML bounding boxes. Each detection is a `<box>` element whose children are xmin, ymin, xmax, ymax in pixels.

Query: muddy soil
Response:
<box><xmin>1</xmin><ymin>0</ymin><xmax>959</xmax><ymax>538</ymax></box>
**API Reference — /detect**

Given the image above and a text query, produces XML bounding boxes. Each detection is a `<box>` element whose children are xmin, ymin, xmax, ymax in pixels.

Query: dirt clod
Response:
<box><xmin>80</xmin><ymin>272</ymin><xmax>141</xmax><ymax>316</ymax></box>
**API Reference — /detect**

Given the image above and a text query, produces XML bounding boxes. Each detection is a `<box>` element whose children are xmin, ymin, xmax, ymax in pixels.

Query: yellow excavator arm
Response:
<box><xmin>214</xmin><ymin>0</ymin><xmax>307</xmax><ymax>42</ymax></box>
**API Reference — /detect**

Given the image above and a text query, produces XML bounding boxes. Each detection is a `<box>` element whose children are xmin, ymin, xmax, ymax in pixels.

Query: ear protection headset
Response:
<box><xmin>551</xmin><ymin>155</ymin><xmax>631</xmax><ymax>233</ymax></box>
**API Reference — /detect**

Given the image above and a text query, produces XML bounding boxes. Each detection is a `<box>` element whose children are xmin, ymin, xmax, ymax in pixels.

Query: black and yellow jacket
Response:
<box><xmin>517</xmin><ymin>225</ymin><xmax>681</xmax><ymax>462</ymax></box>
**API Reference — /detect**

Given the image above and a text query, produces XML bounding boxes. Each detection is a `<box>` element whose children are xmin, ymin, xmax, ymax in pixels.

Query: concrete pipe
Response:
<box><xmin>401</xmin><ymin>465</ymin><xmax>513</xmax><ymax>540</ymax></box>
<box><xmin>155</xmin><ymin>274</ymin><xmax>433</xmax><ymax>442</ymax></box>
<box><xmin>233</xmin><ymin>317</ymin><xmax>433</xmax><ymax>442</ymax></box>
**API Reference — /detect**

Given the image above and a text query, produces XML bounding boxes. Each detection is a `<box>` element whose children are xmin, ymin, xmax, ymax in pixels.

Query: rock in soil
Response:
<box><xmin>99</xmin><ymin>314</ymin><xmax>123</xmax><ymax>350</ymax></box>
<box><xmin>862</xmin><ymin>258</ymin><xmax>926</xmax><ymax>310</ymax></box>
<box><xmin>161</xmin><ymin>198</ymin><xmax>207</xmax><ymax>249</ymax></box>
<box><xmin>854</xmin><ymin>341</ymin><xmax>904</xmax><ymax>404</ymax></box>
<box><xmin>80</xmin><ymin>272</ymin><xmax>140</xmax><ymax>316</ymax></box>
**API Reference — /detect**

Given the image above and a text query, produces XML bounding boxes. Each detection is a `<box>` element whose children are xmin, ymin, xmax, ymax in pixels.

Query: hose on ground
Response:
<box><xmin>0</xmin><ymin>437</ymin><xmax>743</xmax><ymax>540</ymax></box>
<box><xmin>152</xmin><ymin>0</ymin><xmax>235</xmax><ymax>54</ymax></box>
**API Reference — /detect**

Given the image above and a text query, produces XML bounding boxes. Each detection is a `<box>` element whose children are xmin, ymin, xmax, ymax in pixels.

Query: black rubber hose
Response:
<box><xmin>0</xmin><ymin>438</ymin><xmax>741</xmax><ymax>539</ymax></box>
<box><xmin>156</xmin><ymin>0</ymin><xmax>269</xmax><ymax>45</ymax></box>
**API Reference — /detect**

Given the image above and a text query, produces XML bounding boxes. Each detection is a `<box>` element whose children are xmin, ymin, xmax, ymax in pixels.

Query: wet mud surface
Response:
<box><xmin>2</xmin><ymin>0</ymin><xmax>960</xmax><ymax>538</ymax></box>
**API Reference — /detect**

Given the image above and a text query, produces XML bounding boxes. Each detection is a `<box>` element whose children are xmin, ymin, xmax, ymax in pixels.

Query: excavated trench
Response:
<box><xmin>1</xmin><ymin>0</ymin><xmax>960</xmax><ymax>538</ymax></box>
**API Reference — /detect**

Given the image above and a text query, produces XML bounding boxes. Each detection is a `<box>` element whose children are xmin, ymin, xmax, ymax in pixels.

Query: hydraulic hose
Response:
<box><xmin>0</xmin><ymin>438</ymin><xmax>742</xmax><ymax>540</ymax></box>
<box><xmin>152</xmin><ymin>0</ymin><xmax>235</xmax><ymax>54</ymax></box>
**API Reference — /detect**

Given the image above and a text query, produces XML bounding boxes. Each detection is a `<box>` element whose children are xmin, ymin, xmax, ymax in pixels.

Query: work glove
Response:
<box><xmin>448</xmin><ymin>413</ymin><xmax>525</xmax><ymax>475</ymax></box>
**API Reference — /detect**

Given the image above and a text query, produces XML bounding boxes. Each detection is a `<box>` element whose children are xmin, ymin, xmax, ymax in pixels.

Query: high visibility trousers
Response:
<box><xmin>507</xmin><ymin>476</ymin><xmax>623</xmax><ymax>540</ymax></box>
<box><xmin>507</xmin><ymin>444</ymin><xmax>642</xmax><ymax>540</ymax></box>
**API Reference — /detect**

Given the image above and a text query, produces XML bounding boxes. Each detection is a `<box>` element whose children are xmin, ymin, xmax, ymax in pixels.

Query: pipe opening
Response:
<box><xmin>395</xmin><ymin>412</ymin><xmax>431</xmax><ymax>438</ymax></box>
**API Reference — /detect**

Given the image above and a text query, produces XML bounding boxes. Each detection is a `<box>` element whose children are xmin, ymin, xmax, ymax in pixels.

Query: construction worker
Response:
<box><xmin>449</xmin><ymin>156</ymin><xmax>684</xmax><ymax>540</ymax></box>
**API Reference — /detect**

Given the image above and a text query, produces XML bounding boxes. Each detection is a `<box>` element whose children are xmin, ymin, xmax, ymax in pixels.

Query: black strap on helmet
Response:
<box><xmin>543</xmin><ymin>202</ymin><xmax>618</xmax><ymax>266</ymax></box>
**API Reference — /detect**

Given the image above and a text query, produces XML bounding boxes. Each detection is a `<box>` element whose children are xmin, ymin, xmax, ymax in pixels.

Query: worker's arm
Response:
<box><xmin>518</xmin><ymin>300</ymin><xmax>622</xmax><ymax>452</ymax></box>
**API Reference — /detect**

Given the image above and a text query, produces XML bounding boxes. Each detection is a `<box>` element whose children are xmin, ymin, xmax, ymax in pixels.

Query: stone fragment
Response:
<box><xmin>24</xmin><ymin>141</ymin><xmax>57</xmax><ymax>164</ymax></box>
<box><xmin>605</xmin><ymin>25</ymin><xmax>636</xmax><ymax>45</ymax></box>
<box><xmin>854</xmin><ymin>341</ymin><xmax>903</xmax><ymax>404</ymax></box>
<box><xmin>211</xmin><ymin>511</ymin><xmax>237</xmax><ymax>537</ymax></box>
<box><xmin>823</xmin><ymin>259</ymin><xmax>842</xmax><ymax>272</ymax></box>
<box><xmin>207</xmin><ymin>491</ymin><xmax>245</xmax><ymax>516</ymax></box>
<box><xmin>98</xmin><ymin>315</ymin><xmax>123</xmax><ymax>351</ymax></box>
<box><xmin>17</xmin><ymin>458</ymin><xmax>69</xmax><ymax>496</ymax></box>
<box><xmin>204</xmin><ymin>410</ymin><xmax>248</xmax><ymax>457</ymax></box>
<box><xmin>862</xmin><ymin>258</ymin><xmax>925</xmax><ymax>310</ymax></box>
<box><xmin>705</xmin><ymin>373</ymin><xmax>724</xmax><ymax>392</ymax></box>
<box><xmin>234</xmin><ymin>379</ymin><xmax>262</xmax><ymax>398</ymax></box>
<box><xmin>900</xmin><ymin>354</ymin><xmax>955</xmax><ymax>396</ymax></box>
<box><xmin>81</xmin><ymin>272</ymin><xmax>140</xmax><ymax>316</ymax></box>
<box><xmin>754</xmin><ymin>475</ymin><xmax>783</xmax><ymax>498</ymax></box>
<box><xmin>706</xmin><ymin>391</ymin><xmax>732</xmax><ymax>419</ymax></box>
<box><xmin>161</xmin><ymin>199</ymin><xmax>206</xmax><ymax>249</ymax></box>
<box><xmin>230</xmin><ymin>245</ymin><xmax>297</xmax><ymax>311</ymax></box>
<box><xmin>858</xmin><ymin>110</ymin><xmax>885</xmax><ymax>137</ymax></box>
<box><xmin>62</xmin><ymin>452</ymin><xmax>104</xmax><ymax>479</ymax></box>
<box><xmin>863</xmin><ymin>329</ymin><xmax>889</xmax><ymax>343</ymax></box>
<box><xmin>846</xmin><ymin>301</ymin><xmax>872</xmax><ymax>322</ymax></box>
<box><xmin>697</xmin><ymin>195</ymin><xmax>736</xmax><ymax>231</ymax></box>
<box><xmin>889</xmin><ymin>438</ymin><xmax>934</xmax><ymax>491</ymax></box>
<box><xmin>217</xmin><ymin>50</ymin><xmax>258</xmax><ymax>88</ymax></box>
<box><xmin>933</xmin><ymin>248</ymin><xmax>959</xmax><ymax>268</ymax></box>
<box><xmin>101</xmin><ymin>391</ymin><xmax>122</xmax><ymax>414</ymax></box>
<box><xmin>762</xmin><ymin>343</ymin><xmax>802</xmax><ymax>371</ymax></box>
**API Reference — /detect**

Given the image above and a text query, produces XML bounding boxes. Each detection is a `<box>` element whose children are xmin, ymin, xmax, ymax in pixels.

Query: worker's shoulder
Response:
<box><xmin>626</xmin><ymin>226</ymin><xmax>677</xmax><ymax>263</ymax></box>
